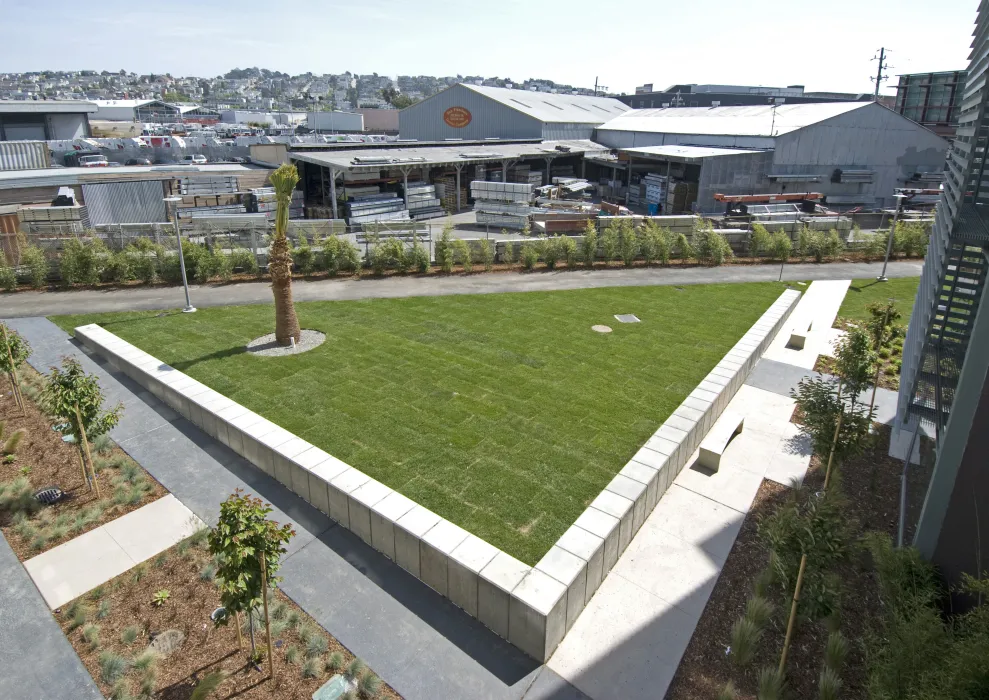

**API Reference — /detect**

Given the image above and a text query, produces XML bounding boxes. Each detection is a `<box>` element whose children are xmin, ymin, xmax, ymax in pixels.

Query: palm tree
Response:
<box><xmin>268</xmin><ymin>164</ymin><xmax>301</xmax><ymax>346</ymax></box>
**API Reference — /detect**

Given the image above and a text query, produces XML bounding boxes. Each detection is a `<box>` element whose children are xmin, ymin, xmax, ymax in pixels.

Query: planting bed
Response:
<box><xmin>57</xmin><ymin>533</ymin><xmax>400</xmax><ymax>700</ymax></box>
<box><xmin>53</xmin><ymin>282</ymin><xmax>789</xmax><ymax>565</ymax></box>
<box><xmin>0</xmin><ymin>370</ymin><xmax>166</xmax><ymax>561</ymax></box>
<box><xmin>665</xmin><ymin>422</ymin><xmax>934</xmax><ymax>700</ymax></box>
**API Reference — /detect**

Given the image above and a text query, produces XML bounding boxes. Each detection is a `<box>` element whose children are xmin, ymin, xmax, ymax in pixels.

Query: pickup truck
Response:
<box><xmin>78</xmin><ymin>154</ymin><xmax>109</xmax><ymax>167</ymax></box>
<box><xmin>181</xmin><ymin>154</ymin><xmax>208</xmax><ymax>164</ymax></box>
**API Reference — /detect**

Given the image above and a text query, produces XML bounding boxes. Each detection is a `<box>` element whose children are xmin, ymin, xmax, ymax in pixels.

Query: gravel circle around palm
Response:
<box><xmin>246</xmin><ymin>330</ymin><xmax>327</xmax><ymax>357</ymax></box>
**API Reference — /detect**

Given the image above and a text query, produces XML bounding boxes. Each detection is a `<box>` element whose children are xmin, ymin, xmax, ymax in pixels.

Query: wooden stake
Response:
<box><xmin>236</xmin><ymin>611</ymin><xmax>244</xmax><ymax>650</ymax></box>
<box><xmin>779</xmin><ymin>553</ymin><xmax>808</xmax><ymax>675</ymax></box>
<box><xmin>823</xmin><ymin>411</ymin><xmax>843</xmax><ymax>491</ymax></box>
<box><xmin>261</xmin><ymin>552</ymin><xmax>275</xmax><ymax>678</ymax></box>
<box><xmin>1</xmin><ymin>325</ymin><xmax>25</xmax><ymax>415</ymax></box>
<box><xmin>75</xmin><ymin>404</ymin><xmax>100</xmax><ymax>499</ymax></box>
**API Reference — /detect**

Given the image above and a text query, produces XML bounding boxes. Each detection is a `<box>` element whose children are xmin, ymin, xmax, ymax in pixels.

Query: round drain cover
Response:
<box><xmin>592</xmin><ymin>325</ymin><xmax>612</xmax><ymax>333</ymax></box>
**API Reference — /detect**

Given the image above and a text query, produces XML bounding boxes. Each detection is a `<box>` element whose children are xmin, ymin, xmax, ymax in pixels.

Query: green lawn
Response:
<box><xmin>838</xmin><ymin>277</ymin><xmax>920</xmax><ymax>324</ymax></box>
<box><xmin>53</xmin><ymin>282</ymin><xmax>789</xmax><ymax>564</ymax></box>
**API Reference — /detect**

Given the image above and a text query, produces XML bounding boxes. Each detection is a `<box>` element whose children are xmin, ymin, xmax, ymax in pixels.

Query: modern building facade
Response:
<box><xmin>0</xmin><ymin>100</ymin><xmax>95</xmax><ymax>141</ymax></box>
<box><xmin>92</xmin><ymin>99</ymin><xmax>180</xmax><ymax>123</ymax></box>
<box><xmin>399</xmin><ymin>83</ymin><xmax>630</xmax><ymax>141</ymax></box>
<box><xmin>893</xmin><ymin>70</ymin><xmax>966</xmax><ymax>139</ymax></box>
<box><xmin>593</xmin><ymin>102</ymin><xmax>948</xmax><ymax>211</ymax></box>
<box><xmin>896</xmin><ymin>1</ymin><xmax>989</xmax><ymax>599</ymax></box>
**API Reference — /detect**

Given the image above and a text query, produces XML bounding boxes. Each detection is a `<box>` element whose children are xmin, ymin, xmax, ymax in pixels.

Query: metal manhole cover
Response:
<box><xmin>614</xmin><ymin>314</ymin><xmax>641</xmax><ymax>323</ymax></box>
<box><xmin>35</xmin><ymin>487</ymin><xmax>66</xmax><ymax>505</ymax></box>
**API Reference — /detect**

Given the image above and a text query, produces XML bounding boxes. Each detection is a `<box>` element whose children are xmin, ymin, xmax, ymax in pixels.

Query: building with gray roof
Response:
<box><xmin>0</xmin><ymin>100</ymin><xmax>96</xmax><ymax>141</ymax></box>
<box><xmin>399</xmin><ymin>83</ymin><xmax>629</xmax><ymax>141</ymax></box>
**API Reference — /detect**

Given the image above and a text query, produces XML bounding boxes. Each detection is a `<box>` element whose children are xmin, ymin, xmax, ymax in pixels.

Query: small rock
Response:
<box><xmin>149</xmin><ymin>629</ymin><xmax>185</xmax><ymax>657</ymax></box>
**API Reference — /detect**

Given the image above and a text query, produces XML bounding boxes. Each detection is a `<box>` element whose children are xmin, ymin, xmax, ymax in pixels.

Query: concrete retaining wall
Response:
<box><xmin>73</xmin><ymin>287</ymin><xmax>799</xmax><ymax>662</ymax></box>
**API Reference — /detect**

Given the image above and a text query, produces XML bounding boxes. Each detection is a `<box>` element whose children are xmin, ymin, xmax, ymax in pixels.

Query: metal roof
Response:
<box><xmin>91</xmin><ymin>99</ymin><xmax>166</xmax><ymax>108</ymax></box>
<box><xmin>596</xmin><ymin>102</ymin><xmax>872</xmax><ymax>137</ymax></box>
<box><xmin>289</xmin><ymin>139</ymin><xmax>610</xmax><ymax>173</ymax></box>
<box><xmin>618</xmin><ymin>145</ymin><xmax>766</xmax><ymax>162</ymax></box>
<box><xmin>0</xmin><ymin>163</ymin><xmax>254</xmax><ymax>190</ymax></box>
<box><xmin>460</xmin><ymin>85</ymin><xmax>630</xmax><ymax>124</ymax></box>
<box><xmin>0</xmin><ymin>100</ymin><xmax>98</xmax><ymax>114</ymax></box>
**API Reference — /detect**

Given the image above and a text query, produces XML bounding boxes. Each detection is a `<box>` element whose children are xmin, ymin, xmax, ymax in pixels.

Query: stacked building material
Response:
<box><xmin>403</xmin><ymin>181</ymin><xmax>445</xmax><ymax>220</ymax></box>
<box><xmin>177</xmin><ymin>203</ymin><xmax>248</xmax><ymax>221</ymax></box>
<box><xmin>551</xmin><ymin>165</ymin><xmax>575</xmax><ymax>180</ymax></box>
<box><xmin>179</xmin><ymin>175</ymin><xmax>239</xmax><ymax>195</ymax></box>
<box><xmin>471</xmin><ymin>181</ymin><xmax>532</xmax><ymax>230</ymax></box>
<box><xmin>18</xmin><ymin>204</ymin><xmax>90</xmax><ymax>233</ymax></box>
<box><xmin>433</xmin><ymin>175</ymin><xmax>467</xmax><ymax>213</ymax></box>
<box><xmin>666</xmin><ymin>180</ymin><xmax>699</xmax><ymax>214</ymax></box>
<box><xmin>345</xmin><ymin>190</ymin><xmax>408</xmax><ymax>224</ymax></box>
<box><xmin>245</xmin><ymin>187</ymin><xmax>306</xmax><ymax>220</ymax></box>
<box><xmin>644</xmin><ymin>173</ymin><xmax>668</xmax><ymax>213</ymax></box>
<box><xmin>526</xmin><ymin>170</ymin><xmax>544</xmax><ymax>186</ymax></box>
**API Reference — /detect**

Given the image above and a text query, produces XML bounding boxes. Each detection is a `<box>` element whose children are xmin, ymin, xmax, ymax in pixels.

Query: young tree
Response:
<box><xmin>267</xmin><ymin>164</ymin><xmax>301</xmax><ymax>346</ymax></box>
<box><xmin>208</xmin><ymin>490</ymin><xmax>295</xmax><ymax>674</ymax></box>
<box><xmin>42</xmin><ymin>357</ymin><xmax>123</xmax><ymax>491</ymax></box>
<box><xmin>0</xmin><ymin>322</ymin><xmax>30</xmax><ymax>411</ymax></box>
<box><xmin>581</xmin><ymin>219</ymin><xmax>598</xmax><ymax>268</ymax></box>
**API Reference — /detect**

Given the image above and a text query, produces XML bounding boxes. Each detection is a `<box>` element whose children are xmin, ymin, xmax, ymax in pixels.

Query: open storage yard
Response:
<box><xmin>53</xmin><ymin>281</ymin><xmax>790</xmax><ymax>564</ymax></box>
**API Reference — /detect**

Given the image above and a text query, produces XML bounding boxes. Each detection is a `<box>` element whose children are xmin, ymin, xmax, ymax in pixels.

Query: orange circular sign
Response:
<box><xmin>443</xmin><ymin>106</ymin><xmax>472</xmax><ymax>128</ymax></box>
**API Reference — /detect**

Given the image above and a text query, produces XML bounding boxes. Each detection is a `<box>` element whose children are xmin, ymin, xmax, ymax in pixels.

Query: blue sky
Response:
<box><xmin>0</xmin><ymin>0</ymin><xmax>976</xmax><ymax>94</ymax></box>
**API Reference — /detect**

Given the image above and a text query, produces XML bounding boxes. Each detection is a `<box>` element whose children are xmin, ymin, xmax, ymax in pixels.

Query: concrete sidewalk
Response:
<box><xmin>1</xmin><ymin>260</ymin><xmax>920</xmax><ymax>317</ymax></box>
<box><xmin>4</xmin><ymin>316</ymin><xmax>586</xmax><ymax>700</ymax></box>
<box><xmin>24</xmin><ymin>494</ymin><xmax>204</xmax><ymax>609</ymax></box>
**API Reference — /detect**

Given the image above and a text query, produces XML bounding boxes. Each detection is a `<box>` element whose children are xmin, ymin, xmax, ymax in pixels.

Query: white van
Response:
<box><xmin>181</xmin><ymin>154</ymin><xmax>208</xmax><ymax>165</ymax></box>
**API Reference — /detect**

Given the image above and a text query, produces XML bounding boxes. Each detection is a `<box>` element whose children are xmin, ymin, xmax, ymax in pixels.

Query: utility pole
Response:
<box><xmin>872</xmin><ymin>47</ymin><xmax>890</xmax><ymax>100</ymax></box>
<box><xmin>593</xmin><ymin>77</ymin><xmax>608</xmax><ymax>96</ymax></box>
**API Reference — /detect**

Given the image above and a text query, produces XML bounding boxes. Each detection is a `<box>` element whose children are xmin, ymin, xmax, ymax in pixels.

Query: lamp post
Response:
<box><xmin>164</xmin><ymin>196</ymin><xmax>196</xmax><ymax>313</ymax></box>
<box><xmin>877</xmin><ymin>193</ymin><xmax>908</xmax><ymax>282</ymax></box>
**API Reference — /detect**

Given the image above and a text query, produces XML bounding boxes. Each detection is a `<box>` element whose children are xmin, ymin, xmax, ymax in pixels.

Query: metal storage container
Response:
<box><xmin>0</xmin><ymin>141</ymin><xmax>52</xmax><ymax>171</ymax></box>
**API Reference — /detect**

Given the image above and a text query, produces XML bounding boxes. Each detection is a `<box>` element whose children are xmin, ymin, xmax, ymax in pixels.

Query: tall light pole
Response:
<box><xmin>164</xmin><ymin>196</ymin><xmax>196</xmax><ymax>312</ymax></box>
<box><xmin>878</xmin><ymin>193</ymin><xmax>907</xmax><ymax>282</ymax></box>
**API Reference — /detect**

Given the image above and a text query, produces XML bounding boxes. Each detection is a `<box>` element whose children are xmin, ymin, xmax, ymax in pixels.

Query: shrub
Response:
<box><xmin>541</xmin><ymin>237</ymin><xmax>561</xmax><ymax>270</ymax></box>
<box><xmin>96</xmin><ymin>599</ymin><xmax>111</xmax><ymax>620</ymax></box>
<box><xmin>560</xmin><ymin>236</ymin><xmax>578</xmax><ymax>269</ymax></box>
<box><xmin>121</xmin><ymin>626</ymin><xmax>140</xmax><ymax>645</ymax></box>
<box><xmin>617</xmin><ymin>221</ymin><xmax>639</xmax><ymax>267</ymax></box>
<box><xmin>293</xmin><ymin>234</ymin><xmax>318</xmax><ymax>276</ymax></box>
<box><xmin>229</xmin><ymin>247</ymin><xmax>259</xmax><ymax>276</ymax></box>
<box><xmin>0</xmin><ymin>259</ymin><xmax>15</xmax><ymax>291</ymax></box>
<box><xmin>757</xmin><ymin>666</ymin><xmax>786</xmax><ymax>700</ymax></box>
<box><xmin>19</xmin><ymin>245</ymin><xmax>49</xmax><ymax>289</ymax></box>
<box><xmin>102</xmin><ymin>251</ymin><xmax>133</xmax><ymax>284</ymax></box>
<box><xmin>894</xmin><ymin>221</ymin><xmax>929</xmax><ymax>257</ymax></box>
<box><xmin>337</xmin><ymin>238</ymin><xmax>362</xmax><ymax>275</ymax></box>
<box><xmin>795</xmin><ymin>225</ymin><xmax>812</xmax><ymax>258</ymax></box>
<box><xmin>345</xmin><ymin>657</ymin><xmax>366</xmax><ymax>681</ymax></box>
<box><xmin>601</xmin><ymin>221</ymin><xmax>619</xmax><ymax>263</ymax></box>
<box><xmin>151</xmin><ymin>589</ymin><xmax>170</xmax><ymax>607</ymax></box>
<box><xmin>285</xmin><ymin>645</ymin><xmax>300</xmax><ymax>665</ymax></box>
<box><xmin>695</xmin><ymin>221</ymin><xmax>734</xmax><ymax>266</ymax></box>
<box><xmin>368</xmin><ymin>237</ymin><xmax>406</xmax><ymax>275</ymax></box>
<box><xmin>770</xmin><ymin>231</ymin><xmax>792</xmax><ymax>262</ymax></box>
<box><xmin>436</xmin><ymin>223</ymin><xmax>454</xmax><ymax>273</ymax></box>
<box><xmin>519</xmin><ymin>241</ymin><xmax>539</xmax><ymax>271</ymax></box>
<box><xmin>452</xmin><ymin>238</ymin><xmax>472</xmax><ymax>273</ymax></box>
<box><xmin>861</xmin><ymin>230</ymin><xmax>888</xmax><ymax>260</ymax></box>
<box><xmin>60</xmin><ymin>237</ymin><xmax>107</xmax><ymax>286</ymax></box>
<box><xmin>672</xmin><ymin>233</ymin><xmax>694</xmax><ymax>261</ymax></box>
<box><xmin>189</xmin><ymin>670</ymin><xmax>227</xmax><ymax>700</ymax></box>
<box><xmin>199</xmin><ymin>562</ymin><xmax>217</xmax><ymax>581</ymax></box>
<box><xmin>2</xmin><ymin>428</ymin><xmax>26</xmax><ymax>455</ymax></box>
<box><xmin>745</xmin><ymin>595</ymin><xmax>775</xmax><ymax>628</ymax></box>
<box><xmin>824</xmin><ymin>630</ymin><xmax>849</xmax><ymax>672</ymax></box>
<box><xmin>818</xmin><ymin>667</ymin><xmax>842</xmax><ymax>700</ymax></box>
<box><xmin>82</xmin><ymin>623</ymin><xmax>101</xmax><ymax>649</ymax></box>
<box><xmin>325</xmin><ymin>651</ymin><xmax>344</xmax><ymax>674</ymax></box>
<box><xmin>791</xmin><ymin>375</ymin><xmax>872</xmax><ymax>464</ymax></box>
<box><xmin>306</xmin><ymin>633</ymin><xmax>329</xmax><ymax>658</ymax></box>
<box><xmin>750</xmin><ymin>222</ymin><xmax>772</xmax><ymax>256</ymax></box>
<box><xmin>358</xmin><ymin>672</ymin><xmax>381</xmax><ymax>698</ymax></box>
<box><xmin>581</xmin><ymin>220</ymin><xmax>597</xmax><ymax>268</ymax></box>
<box><xmin>729</xmin><ymin>617</ymin><xmax>762</xmax><ymax>667</ymax></box>
<box><xmin>479</xmin><ymin>239</ymin><xmax>495</xmax><ymax>271</ymax></box>
<box><xmin>132</xmin><ymin>649</ymin><xmax>158</xmax><ymax>673</ymax></box>
<box><xmin>500</xmin><ymin>239</ymin><xmax>516</xmax><ymax>268</ymax></box>
<box><xmin>805</xmin><ymin>229</ymin><xmax>844</xmax><ymax>263</ymax></box>
<box><xmin>99</xmin><ymin>651</ymin><xmax>130</xmax><ymax>685</ymax></box>
<box><xmin>302</xmin><ymin>657</ymin><xmax>321</xmax><ymax>679</ymax></box>
<box><xmin>717</xmin><ymin>682</ymin><xmax>738</xmax><ymax>700</ymax></box>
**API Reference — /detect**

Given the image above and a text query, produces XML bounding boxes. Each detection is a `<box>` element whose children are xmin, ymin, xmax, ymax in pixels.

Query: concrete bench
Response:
<box><xmin>698</xmin><ymin>411</ymin><xmax>744</xmax><ymax>471</ymax></box>
<box><xmin>788</xmin><ymin>320</ymin><xmax>813</xmax><ymax>350</ymax></box>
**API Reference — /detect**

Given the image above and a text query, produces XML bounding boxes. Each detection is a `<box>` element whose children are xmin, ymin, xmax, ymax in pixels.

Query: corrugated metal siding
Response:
<box><xmin>81</xmin><ymin>181</ymin><xmax>168</xmax><ymax>225</ymax></box>
<box><xmin>399</xmin><ymin>84</ymin><xmax>542</xmax><ymax>141</ymax></box>
<box><xmin>0</xmin><ymin>141</ymin><xmax>51</xmax><ymax>171</ymax></box>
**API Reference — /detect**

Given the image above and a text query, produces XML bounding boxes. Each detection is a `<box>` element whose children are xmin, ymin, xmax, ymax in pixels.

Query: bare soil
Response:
<box><xmin>665</xmin><ymin>421</ymin><xmax>934</xmax><ymax>700</ymax></box>
<box><xmin>0</xmin><ymin>369</ymin><xmax>166</xmax><ymax>560</ymax></box>
<box><xmin>58</xmin><ymin>536</ymin><xmax>401</xmax><ymax>700</ymax></box>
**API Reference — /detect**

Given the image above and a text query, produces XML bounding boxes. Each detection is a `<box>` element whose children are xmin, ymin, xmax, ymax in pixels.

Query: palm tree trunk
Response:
<box><xmin>268</xmin><ymin>164</ymin><xmax>302</xmax><ymax>346</ymax></box>
<box><xmin>272</xmin><ymin>268</ymin><xmax>300</xmax><ymax>345</ymax></box>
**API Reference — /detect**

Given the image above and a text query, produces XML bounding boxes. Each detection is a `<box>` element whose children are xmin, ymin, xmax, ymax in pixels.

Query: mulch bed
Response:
<box><xmin>0</xmin><ymin>369</ymin><xmax>166</xmax><ymax>560</ymax></box>
<box><xmin>58</xmin><ymin>535</ymin><xmax>401</xmax><ymax>700</ymax></box>
<box><xmin>813</xmin><ymin>318</ymin><xmax>903</xmax><ymax>390</ymax></box>
<box><xmin>665</xmin><ymin>421</ymin><xmax>934</xmax><ymax>700</ymax></box>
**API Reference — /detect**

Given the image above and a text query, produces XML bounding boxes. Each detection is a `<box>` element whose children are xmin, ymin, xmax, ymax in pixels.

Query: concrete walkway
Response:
<box><xmin>548</xmin><ymin>280</ymin><xmax>860</xmax><ymax>700</ymax></box>
<box><xmin>3</xmin><ymin>316</ymin><xmax>586</xmax><ymax>700</ymax></box>
<box><xmin>1</xmin><ymin>260</ymin><xmax>921</xmax><ymax>317</ymax></box>
<box><xmin>25</xmin><ymin>494</ymin><xmax>204</xmax><ymax>609</ymax></box>
<box><xmin>0</xmin><ymin>532</ymin><xmax>103</xmax><ymax>700</ymax></box>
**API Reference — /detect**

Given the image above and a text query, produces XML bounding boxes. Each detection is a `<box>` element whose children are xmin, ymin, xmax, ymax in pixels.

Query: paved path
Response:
<box><xmin>3</xmin><ymin>316</ymin><xmax>586</xmax><ymax>700</ymax></box>
<box><xmin>1</xmin><ymin>260</ymin><xmax>921</xmax><ymax>317</ymax></box>
<box><xmin>25</xmin><ymin>494</ymin><xmax>204</xmax><ymax>609</ymax></box>
<box><xmin>0</xmin><ymin>532</ymin><xmax>103</xmax><ymax>700</ymax></box>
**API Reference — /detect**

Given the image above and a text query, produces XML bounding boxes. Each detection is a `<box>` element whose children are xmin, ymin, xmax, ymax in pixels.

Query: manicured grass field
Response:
<box><xmin>838</xmin><ymin>277</ymin><xmax>920</xmax><ymax>324</ymax></box>
<box><xmin>54</xmin><ymin>283</ymin><xmax>789</xmax><ymax>564</ymax></box>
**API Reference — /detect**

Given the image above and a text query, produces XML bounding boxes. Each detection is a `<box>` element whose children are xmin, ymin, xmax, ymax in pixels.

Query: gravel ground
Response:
<box><xmin>246</xmin><ymin>329</ymin><xmax>326</xmax><ymax>357</ymax></box>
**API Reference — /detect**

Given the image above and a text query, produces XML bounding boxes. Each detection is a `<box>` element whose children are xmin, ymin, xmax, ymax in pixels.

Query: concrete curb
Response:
<box><xmin>73</xmin><ymin>287</ymin><xmax>799</xmax><ymax>662</ymax></box>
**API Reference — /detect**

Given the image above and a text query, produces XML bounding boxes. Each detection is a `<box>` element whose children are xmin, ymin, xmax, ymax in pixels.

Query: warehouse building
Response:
<box><xmin>593</xmin><ymin>102</ymin><xmax>948</xmax><ymax>212</ymax></box>
<box><xmin>92</xmin><ymin>99</ymin><xmax>180</xmax><ymax>123</ymax></box>
<box><xmin>399</xmin><ymin>83</ymin><xmax>630</xmax><ymax>141</ymax></box>
<box><xmin>306</xmin><ymin>110</ymin><xmax>364</xmax><ymax>133</ymax></box>
<box><xmin>0</xmin><ymin>100</ymin><xmax>96</xmax><ymax>141</ymax></box>
<box><xmin>619</xmin><ymin>83</ymin><xmax>876</xmax><ymax>109</ymax></box>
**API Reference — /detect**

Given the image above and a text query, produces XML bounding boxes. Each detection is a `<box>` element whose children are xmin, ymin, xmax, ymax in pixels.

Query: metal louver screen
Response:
<box><xmin>81</xmin><ymin>181</ymin><xmax>168</xmax><ymax>226</ymax></box>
